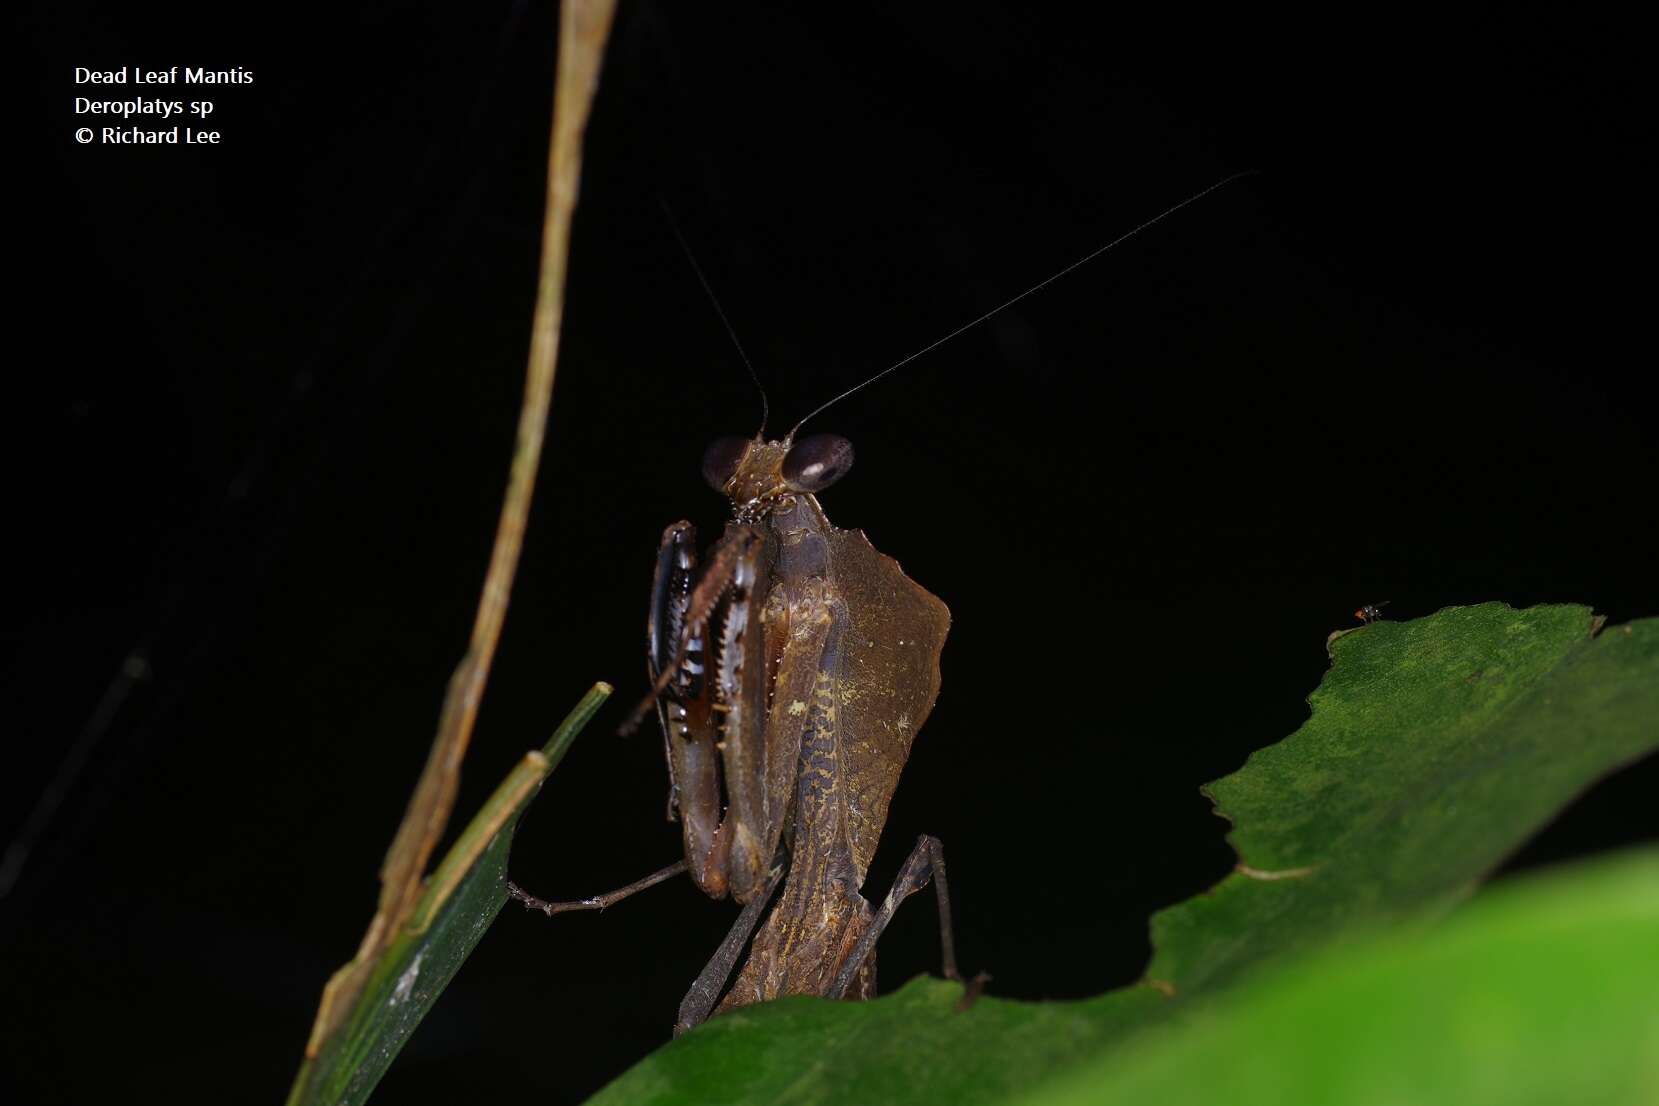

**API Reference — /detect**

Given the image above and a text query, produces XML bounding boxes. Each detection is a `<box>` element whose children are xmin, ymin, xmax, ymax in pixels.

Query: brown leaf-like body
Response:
<box><xmin>654</xmin><ymin>437</ymin><xmax>949</xmax><ymax>1013</ymax></box>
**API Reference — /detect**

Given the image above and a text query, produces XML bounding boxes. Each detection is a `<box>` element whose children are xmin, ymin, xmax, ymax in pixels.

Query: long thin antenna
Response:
<box><xmin>788</xmin><ymin>170</ymin><xmax>1257</xmax><ymax>439</ymax></box>
<box><xmin>657</xmin><ymin>195</ymin><xmax>769</xmax><ymax>436</ymax></box>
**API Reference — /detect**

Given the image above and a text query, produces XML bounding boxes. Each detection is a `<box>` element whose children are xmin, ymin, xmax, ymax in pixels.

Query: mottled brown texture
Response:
<box><xmin>819</xmin><ymin>523</ymin><xmax>951</xmax><ymax>884</ymax></box>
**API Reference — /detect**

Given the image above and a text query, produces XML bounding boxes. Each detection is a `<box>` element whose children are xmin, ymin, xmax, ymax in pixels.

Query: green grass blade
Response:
<box><xmin>287</xmin><ymin>683</ymin><xmax>611</xmax><ymax>1106</ymax></box>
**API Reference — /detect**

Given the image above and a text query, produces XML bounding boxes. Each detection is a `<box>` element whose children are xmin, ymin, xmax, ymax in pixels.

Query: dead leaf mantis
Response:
<box><xmin>508</xmin><ymin>172</ymin><xmax>1249</xmax><ymax>1032</ymax></box>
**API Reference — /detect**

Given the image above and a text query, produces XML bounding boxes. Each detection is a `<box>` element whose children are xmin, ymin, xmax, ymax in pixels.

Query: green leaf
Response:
<box><xmin>1015</xmin><ymin>847</ymin><xmax>1659</xmax><ymax>1106</ymax></box>
<box><xmin>587</xmin><ymin>605</ymin><xmax>1658</xmax><ymax>1105</ymax></box>
<box><xmin>1147</xmin><ymin>602</ymin><xmax>1656</xmax><ymax>995</ymax></box>
<box><xmin>286</xmin><ymin>683</ymin><xmax>611</xmax><ymax>1106</ymax></box>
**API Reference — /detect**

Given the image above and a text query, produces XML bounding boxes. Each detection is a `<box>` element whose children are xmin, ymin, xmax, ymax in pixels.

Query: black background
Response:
<box><xmin>11</xmin><ymin>4</ymin><xmax>1656</xmax><ymax>1103</ymax></box>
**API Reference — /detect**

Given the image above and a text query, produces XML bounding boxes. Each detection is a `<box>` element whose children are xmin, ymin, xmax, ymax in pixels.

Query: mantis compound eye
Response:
<box><xmin>702</xmin><ymin>436</ymin><xmax>752</xmax><ymax>492</ymax></box>
<box><xmin>781</xmin><ymin>434</ymin><xmax>854</xmax><ymax>493</ymax></box>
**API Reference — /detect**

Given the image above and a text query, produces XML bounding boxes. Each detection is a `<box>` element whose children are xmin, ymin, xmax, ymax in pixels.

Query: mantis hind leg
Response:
<box><xmin>826</xmin><ymin>834</ymin><xmax>964</xmax><ymax>1001</ymax></box>
<box><xmin>674</xmin><ymin>863</ymin><xmax>785</xmax><ymax>1036</ymax></box>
